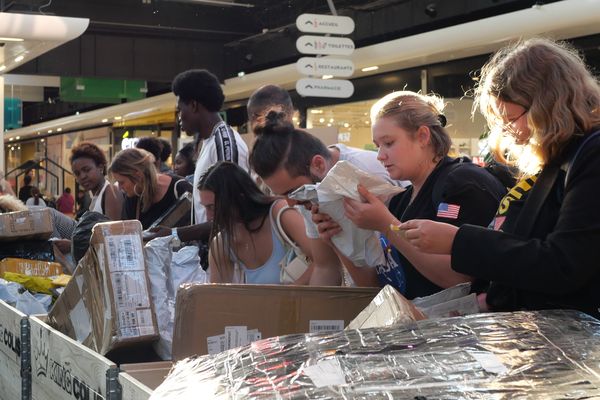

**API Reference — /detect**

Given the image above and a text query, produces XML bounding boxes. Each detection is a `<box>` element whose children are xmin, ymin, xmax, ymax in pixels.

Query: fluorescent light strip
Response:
<box><xmin>361</xmin><ymin>66</ymin><xmax>379</xmax><ymax>72</ymax></box>
<box><xmin>0</xmin><ymin>37</ymin><xmax>24</xmax><ymax>42</ymax></box>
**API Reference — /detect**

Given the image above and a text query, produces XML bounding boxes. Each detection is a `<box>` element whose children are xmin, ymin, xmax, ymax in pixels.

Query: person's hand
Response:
<box><xmin>142</xmin><ymin>225</ymin><xmax>171</xmax><ymax>242</ymax></box>
<box><xmin>398</xmin><ymin>219</ymin><xmax>458</xmax><ymax>254</ymax></box>
<box><xmin>343</xmin><ymin>184</ymin><xmax>394</xmax><ymax>232</ymax></box>
<box><xmin>311</xmin><ymin>204</ymin><xmax>342</xmax><ymax>242</ymax></box>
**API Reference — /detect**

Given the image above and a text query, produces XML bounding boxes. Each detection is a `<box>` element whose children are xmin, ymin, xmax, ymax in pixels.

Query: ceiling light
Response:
<box><xmin>48</xmin><ymin>130</ymin><xmax>53</xmax><ymax>133</ymax></box>
<box><xmin>344</xmin><ymin>123</ymin><xmax>350</xmax><ymax>128</ymax></box>
<box><xmin>319</xmin><ymin>118</ymin><xmax>325</xmax><ymax>123</ymax></box>
<box><xmin>41</xmin><ymin>139</ymin><xmax>45</xmax><ymax>142</ymax></box>
<box><xmin>329</xmin><ymin>118</ymin><xmax>334</xmax><ymax>123</ymax></box>
<box><xmin>327</xmin><ymin>123</ymin><xmax>332</xmax><ymax>127</ymax></box>
<box><xmin>15</xmin><ymin>136</ymin><xmax>20</xmax><ymax>140</ymax></box>
<box><xmin>310</xmin><ymin>109</ymin><xmax>323</xmax><ymax>114</ymax></box>
<box><xmin>0</xmin><ymin>65</ymin><xmax>6</xmax><ymax>72</ymax></box>
<box><xmin>237</xmin><ymin>71</ymin><xmax>245</xmax><ymax>77</ymax></box>
<box><xmin>101</xmin><ymin>119</ymin><xmax>108</xmax><ymax>123</ymax></box>
<box><xmin>14</xmin><ymin>55</ymin><xmax>24</xmax><ymax>63</ymax></box>
<box><xmin>0</xmin><ymin>37</ymin><xmax>24</xmax><ymax>42</ymax></box>
<box><xmin>322</xmin><ymin>75</ymin><xmax>333</xmax><ymax>80</ymax></box>
<box><xmin>361</xmin><ymin>66</ymin><xmax>379</xmax><ymax>72</ymax></box>
<box><xmin>114</xmin><ymin>116</ymin><xmax>122</xmax><ymax>121</ymax></box>
<box><xmin>57</xmin><ymin>128</ymin><xmax>63</xmax><ymax>132</ymax></box>
<box><xmin>8</xmin><ymin>138</ymin><xmax>13</xmax><ymax>141</ymax></box>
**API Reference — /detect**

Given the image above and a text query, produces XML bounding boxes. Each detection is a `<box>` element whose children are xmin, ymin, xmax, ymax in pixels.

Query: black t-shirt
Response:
<box><xmin>124</xmin><ymin>175</ymin><xmax>192</xmax><ymax>229</ymax></box>
<box><xmin>385</xmin><ymin>157</ymin><xmax>506</xmax><ymax>299</ymax></box>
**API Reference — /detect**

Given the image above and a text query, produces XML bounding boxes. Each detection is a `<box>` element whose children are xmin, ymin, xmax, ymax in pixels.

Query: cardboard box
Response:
<box><xmin>172</xmin><ymin>284</ymin><xmax>380</xmax><ymax>359</ymax></box>
<box><xmin>120</xmin><ymin>361</ymin><xmax>173</xmax><ymax>391</ymax></box>
<box><xmin>0</xmin><ymin>208</ymin><xmax>53</xmax><ymax>241</ymax></box>
<box><xmin>0</xmin><ymin>257</ymin><xmax>63</xmax><ymax>277</ymax></box>
<box><xmin>346</xmin><ymin>285</ymin><xmax>425</xmax><ymax>330</ymax></box>
<box><xmin>48</xmin><ymin>220</ymin><xmax>159</xmax><ymax>355</ymax></box>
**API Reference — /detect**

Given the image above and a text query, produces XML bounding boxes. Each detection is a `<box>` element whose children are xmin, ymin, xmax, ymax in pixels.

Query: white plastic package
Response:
<box><xmin>290</xmin><ymin>161</ymin><xmax>404</xmax><ymax>267</ymax></box>
<box><xmin>16</xmin><ymin>290</ymin><xmax>49</xmax><ymax>315</ymax></box>
<box><xmin>145</xmin><ymin>236</ymin><xmax>208</xmax><ymax>360</ymax></box>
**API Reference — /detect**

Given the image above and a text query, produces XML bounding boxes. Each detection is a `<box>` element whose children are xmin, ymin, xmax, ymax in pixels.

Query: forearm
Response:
<box><xmin>308</xmin><ymin>239</ymin><xmax>343</xmax><ymax>286</ymax></box>
<box><xmin>333</xmin><ymin>248</ymin><xmax>380</xmax><ymax>287</ymax></box>
<box><xmin>386</xmin><ymin>220</ymin><xmax>472</xmax><ymax>288</ymax></box>
<box><xmin>177</xmin><ymin>222</ymin><xmax>212</xmax><ymax>242</ymax></box>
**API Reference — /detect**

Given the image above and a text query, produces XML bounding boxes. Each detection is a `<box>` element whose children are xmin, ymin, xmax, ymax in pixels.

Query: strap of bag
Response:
<box><xmin>272</xmin><ymin>204</ymin><xmax>302</xmax><ymax>252</ymax></box>
<box><xmin>173</xmin><ymin>178</ymin><xmax>186</xmax><ymax>200</ymax></box>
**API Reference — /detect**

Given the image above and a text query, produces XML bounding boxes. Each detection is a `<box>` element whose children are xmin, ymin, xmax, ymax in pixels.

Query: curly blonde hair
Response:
<box><xmin>370</xmin><ymin>90</ymin><xmax>451</xmax><ymax>161</ymax></box>
<box><xmin>475</xmin><ymin>38</ymin><xmax>600</xmax><ymax>172</ymax></box>
<box><xmin>0</xmin><ymin>195</ymin><xmax>28</xmax><ymax>213</ymax></box>
<box><xmin>108</xmin><ymin>148</ymin><xmax>158</xmax><ymax>213</ymax></box>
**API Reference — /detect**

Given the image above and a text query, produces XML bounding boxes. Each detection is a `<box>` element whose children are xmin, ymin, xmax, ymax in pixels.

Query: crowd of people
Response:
<box><xmin>1</xmin><ymin>37</ymin><xmax>599</xmax><ymax>318</ymax></box>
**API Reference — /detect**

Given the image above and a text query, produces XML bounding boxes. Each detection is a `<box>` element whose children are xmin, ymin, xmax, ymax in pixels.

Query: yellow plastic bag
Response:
<box><xmin>3</xmin><ymin>272</ymin><xmax>54</xmax><ymax>295</ymax></box>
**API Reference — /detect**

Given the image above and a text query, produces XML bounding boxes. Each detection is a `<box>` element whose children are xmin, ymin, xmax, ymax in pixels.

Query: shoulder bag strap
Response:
<box><xmin>564</xmin><ymin>130</ymin><xmax>600</xmax><ymax>188</ymax></box>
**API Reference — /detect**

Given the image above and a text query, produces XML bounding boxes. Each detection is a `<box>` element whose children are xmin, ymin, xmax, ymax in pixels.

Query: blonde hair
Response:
<box><xmin>370</xmin><ymin>91</ymin><xmax>451</xmax><ymax>161</ymax></box>
<box><xmin>109</xmin><ymin>148</ymin><xmax>158</xmax><ymax>213</ymax></box>
<box><xmin>475</xmin><ymin>38</ymin><xmax>600</xmax><ymax>173</ymax></box>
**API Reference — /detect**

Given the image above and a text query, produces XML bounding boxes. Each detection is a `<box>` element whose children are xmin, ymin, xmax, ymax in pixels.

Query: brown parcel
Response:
<box><xmin>172</xmin><ymin>284</ymin><xmax>380</xmax><ymax>360</ymax></box>
<box><xmin>0</xmin><ymin>258</ymin><xmax>63</xmax><ymax>277</ymax></box>
<box><xmin>48</xmin><ymin>220</ymin><xmax>158</xmax><ymax>355</ymax></box>
<box><xmin>0</xmin><ymin>208</ymin><xmax>53</xmax><ymax>241</ymax></box>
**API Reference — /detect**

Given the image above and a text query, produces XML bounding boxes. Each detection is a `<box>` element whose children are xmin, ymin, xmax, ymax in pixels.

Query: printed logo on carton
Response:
<box><xmin>33</xmin><ymin>326</ymin><xmax>103</xmax><ymax>400</ymax></box>
<box><xmin>0</xmin><ymin>321</ymin><xmax>20</xmax><ymax>358</ymax></box>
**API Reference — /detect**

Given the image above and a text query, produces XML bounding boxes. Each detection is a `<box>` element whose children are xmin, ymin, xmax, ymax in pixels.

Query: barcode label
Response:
<box><xmin>106</xmin><ymin>235</ymin><xmax>143</xmax><ymax>272</ymax></box>
<box><xmin>111</xmin><ymin>272</ymin><xmax>150</xmax><ymax>309</ymax></box>
<box><xmin>207</xmin><ymin>334</ymin><xmax>226</xmax><ymax>355</ymax></box>
<box><xmin>309</xmin><ymin>320</ymin><xmax>344</xmax><ymax>333</ymax></box>
<box><xmin>225</xmin><ymin>326</ymin><xmax>248</xmax><ymax>349</ymax></box>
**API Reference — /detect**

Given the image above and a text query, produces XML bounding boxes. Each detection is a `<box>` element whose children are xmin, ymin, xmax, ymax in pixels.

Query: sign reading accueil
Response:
<box><xmin>296</xmin><ymin>57</ymin><xmax>354</xmax><ymax>77</ymax></box>
<box><xmin>296</xmin><ymin>13</ymin><xmax>355</xmax><ymax>35</ymax></box>
<box><xmin>296</xmin><ymin>78</ymin><xmax>354</xmax><ymax>99</ymax></box>
<box><xmin>296</xmin><ymin>35</ymin><xmax>355</xmax><ymax>56</ymax></box>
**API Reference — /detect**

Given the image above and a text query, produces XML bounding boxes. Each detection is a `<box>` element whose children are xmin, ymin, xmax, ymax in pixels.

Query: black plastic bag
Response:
<box><xmin>71</xmin><ymin>211</ymin><xmax>111</xmax><ymax>265</ymax></box>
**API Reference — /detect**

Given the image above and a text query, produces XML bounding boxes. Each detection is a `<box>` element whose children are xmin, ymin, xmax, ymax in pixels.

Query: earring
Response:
<box><xmin>134</xmin><ymin>183</ymin><xmax>143</xmax><ymax>197</ymax></box>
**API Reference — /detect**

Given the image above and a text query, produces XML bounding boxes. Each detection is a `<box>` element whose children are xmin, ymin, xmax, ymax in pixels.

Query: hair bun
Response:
<box><xmin>438</xmin><ymin>114</ymin><xmax>447</xmax><ymax>127</ymax></box>
<box><xmin>254</xmin><ymin>109</ymin><xmax>292</xmax><ymax>136</ymax></box>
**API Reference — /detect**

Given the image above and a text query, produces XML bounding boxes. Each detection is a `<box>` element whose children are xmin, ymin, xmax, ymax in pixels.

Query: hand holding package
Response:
<box><xmin>292</xmin><ymin>161</ymin><xmax>404</xmax><ymax>267</ymax></box>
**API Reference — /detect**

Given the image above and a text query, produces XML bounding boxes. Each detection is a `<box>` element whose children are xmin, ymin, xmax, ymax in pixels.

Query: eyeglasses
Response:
<box><xmin>506</xmin><ymin>108</ymin><xmax>528</xmax><ymax>125</ymax></box>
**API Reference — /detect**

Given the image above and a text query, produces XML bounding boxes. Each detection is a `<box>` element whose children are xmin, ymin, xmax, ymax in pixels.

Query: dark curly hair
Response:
<box><xmin>70</xmin><ymin>142</ymin><xmax>108</xmax><ymax>175</ymax></box>
<box><xmin>171</xmin><ymin>69</ymin><xmax>224</xmax><ymax>112</ymax></box>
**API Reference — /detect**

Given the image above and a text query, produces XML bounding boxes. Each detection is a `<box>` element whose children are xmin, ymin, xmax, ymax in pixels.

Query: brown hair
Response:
<box><xmin>475</xmin><ymin>38</ymin><xmax>600</xmax><ymax>171</ymax></box>
<box><xmin>370</xmin><ymin>91</ymin><xmax>451</xmax><ymax>161</ymax></box>
<box><xmin>108</xmin><ymin>148</ymin><xmax>158</xmax><ymax>213</ymax></box>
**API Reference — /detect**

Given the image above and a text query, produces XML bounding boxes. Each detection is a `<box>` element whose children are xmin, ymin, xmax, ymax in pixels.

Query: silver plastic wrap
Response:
<box><xmin>151</xmin><ymin>310</ymin><xmax>600</xmax><ymax>399</ymax></box>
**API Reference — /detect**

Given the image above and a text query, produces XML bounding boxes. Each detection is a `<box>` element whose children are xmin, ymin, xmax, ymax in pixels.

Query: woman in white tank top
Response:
<box><xmin>70</xmin><ymin>142</ymin><xmax>123</xmax><ymax>220</ymax></box>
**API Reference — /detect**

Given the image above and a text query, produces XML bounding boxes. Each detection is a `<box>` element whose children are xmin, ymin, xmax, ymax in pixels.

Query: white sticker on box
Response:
<box><xmin>225</xmin><ymin>326</ymin><xmax>248</xmax><ymax>349</ymax></box>
<box><xmin>111</xmin><ymin>271</ymin><xmax>150</xmax><ymax>309</ymax></box>
<box><xmin>136</xmin><ymin>309</ymin><xmax>156</xmax><ymax>336</ymax></box>
<box><xmin>207</xmin><ymin>334</ymin><xmax>226</xmax><ymax>355</ymax></box>
<box><xmin>105</xmin><ymin>234</ymin><xmax>144</xmax><ymax>272</ymax></box>
<box><xmin>247</xmin><ymin>329</ymin><xmax>261</xmax><ymax>343</ymax></box>
<box><xmin>309</xmin><ymin>320</ymin><xmax>344</xmax><ymax>334</ymax></box>
<box><xmin>468</xmin><ymin>351</ymin><xmax>509</xmax><ymax>375</ymax></box>
<box><xmin>304</xmin><ymin>359</ymin><xmax>346</xmax><ymax>387</ymax></box>
<box><xmin>71</xmin><ymin>299</ymin><xmax>92</xmax><ymax>342</ymax></box>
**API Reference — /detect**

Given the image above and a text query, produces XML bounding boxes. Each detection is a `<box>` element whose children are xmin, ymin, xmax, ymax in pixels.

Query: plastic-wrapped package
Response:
<box><xmin>289</xmin><ymin>161</ymin><xmax>404</xmax><ymax>268</ymax></box>
<box><xmin>151</xmin><ymin>310</ymin><xmax>600</xmax><ymax>399</ymax></box>
<box><xmin>145</xmin><ymin>237</ymin><xmax>207</xmax><ymax>360</ymax></box>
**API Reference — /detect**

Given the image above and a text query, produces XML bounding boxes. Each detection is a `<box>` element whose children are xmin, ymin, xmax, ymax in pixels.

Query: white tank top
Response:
<box><xmin>89</xmin><ymin>179</ymin><xmax>110</xmax><ymax>214</ymax></box>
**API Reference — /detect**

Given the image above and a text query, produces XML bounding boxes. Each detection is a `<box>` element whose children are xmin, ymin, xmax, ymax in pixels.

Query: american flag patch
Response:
<box><xmin>437</xmin><ymin>203</ymin><xmax>460</xmax><ymax>219</ymax></box>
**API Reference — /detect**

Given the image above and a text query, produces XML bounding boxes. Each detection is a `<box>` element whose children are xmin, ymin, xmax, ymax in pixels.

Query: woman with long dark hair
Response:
<box><xmin>199</xmin><ymin>161</ymin><xmax>313</xmax><ymax>284</ymax></box>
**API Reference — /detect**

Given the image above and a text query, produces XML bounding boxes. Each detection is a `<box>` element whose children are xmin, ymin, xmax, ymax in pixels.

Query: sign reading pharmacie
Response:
<box><xmin>296</xmin><ymin>78</ymin><xmax>354</xmax><ymax>99</ymax></box>
<box><xmin>296</xmin><ymin>13</ymin><xmax>355</xmax><ymax>35</ymax></box>
<box><xmin>296</xmin><ymin>57</ymin><xmax>354</xmax><ymax>77</ymax></box>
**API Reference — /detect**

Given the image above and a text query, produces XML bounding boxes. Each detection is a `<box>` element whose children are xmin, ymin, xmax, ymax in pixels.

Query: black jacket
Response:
<box><xmin>452</xmin><ymin>133</ymin><xmax>600</xmax><ymax>318</ymax></box>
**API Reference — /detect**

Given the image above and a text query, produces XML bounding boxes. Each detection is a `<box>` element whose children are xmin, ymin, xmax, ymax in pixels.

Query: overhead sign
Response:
<box><xmin>296</xmin><ymin>13</ymin><xmax>355</xmax><ymax>35</ymax></box>
<box><xmin>296</xmin><ymin>57</ymin><xmax>354</xmax><ymax>77</ymax></box>
<box><xmin>296</xmin><ymin>35</ymin><xmax>355</xmax><ymax>56</ymax></box>
<box><xmin>296</xmin><ymin>78</ymin><xmax>354</xmax><ymax>98</ymax></box>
